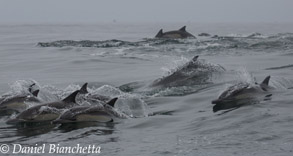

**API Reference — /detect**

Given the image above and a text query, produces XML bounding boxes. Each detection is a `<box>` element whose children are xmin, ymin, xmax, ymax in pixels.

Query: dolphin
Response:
<box><xmin>152</xmin><ymin>56</ymin><xmax>200</xmax><ymax>87</ymax></box>
<box><xmin>155</xmin><ymin>26</ymin><xmax>195</xmax><ymax>39</ymax></box>
<box><xmin>198</xmin><ymin>33</ymin><xmax>211</xmax><ymax>37</ymax></box>
<box><xmin>53</xmin><ymin>97</ymin><xmax>128</xmax><ymax>124</ymax></box>
<box><xmin>0</xmin><ymin>83</ymin><xmax>41</xmax><ymax>114</ymax></box>
<box><xmin>6</xmin><ymin>90</ymin><xmax>80</xmax><ymax>124</ymax></box>
<box><xmin>212</xmin><ymin>76</ymin><xmax>272</xmax><ymax>112</ymax></box>
<box><xmin>152</xmin><ymin>56</ymin><xmax>224</xmax><ymax>88</ymax></box>
<box><xmin>0</xmin><ymin>90</ymin><xmax>40</xmax><ymax>113</ymax></box>
<box><xmin>0</xmin><ymin>82</ymin><xmax>38</xmax><ymax>103</ymax></box>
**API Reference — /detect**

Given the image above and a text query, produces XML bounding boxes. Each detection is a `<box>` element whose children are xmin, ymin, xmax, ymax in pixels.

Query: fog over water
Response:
<box><xmin>1</xmin><ymin>0</ymin><xmax>293</xmax><ymax>24</ymax></box>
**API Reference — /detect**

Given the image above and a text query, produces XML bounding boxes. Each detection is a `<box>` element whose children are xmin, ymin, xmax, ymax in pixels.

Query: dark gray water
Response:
<box><xmin>1</xmin><ymin>23</ymin><xmax>293</xmax><ymax>156</ymax></box>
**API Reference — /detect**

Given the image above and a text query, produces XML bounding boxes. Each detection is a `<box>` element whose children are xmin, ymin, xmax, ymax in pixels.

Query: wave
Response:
<box><xmin>37</xmin><ymin>33</ymin><xmax>293</xmax><ymax>56</ymax></box>
<box><xmin>265</xmin><ymin>64</ymin><xmax>293</xmax><ymax>70</ymax></box>
<box><xmin>37</xmin><ymin>38</ymin><xmax>189</xmax><ymax>48</ymax></box>
<box><xmin>38</xmin><ymin>39</ymin><xmax>138</xmax><ymax>48</ymax></box>
<box><xmin>226</xmin><ymin>32</ymin><xmax>267</xmax><ymax>38</ymax></box>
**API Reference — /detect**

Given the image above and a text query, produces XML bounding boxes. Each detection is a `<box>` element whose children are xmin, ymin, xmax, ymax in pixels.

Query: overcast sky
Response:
<box><xmin>1</xmin><ymin>0</ymin><xmax>293</xmax><ymax>24</ymax></box>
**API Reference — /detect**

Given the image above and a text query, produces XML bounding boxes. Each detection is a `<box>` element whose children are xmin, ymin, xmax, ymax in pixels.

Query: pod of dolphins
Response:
<box><xmin>1</xmin><ymin>83</ymin><xmax>127</xmax><ymax>125</ymax></box>
<box><xmin>0</xmin><ymin>26</ymin><xmax>281</xmax><ymax>125</ymax></box>
<box><xmin>1</xmin><ymin>57</ymin><xmax>275</xmax><ymax>125</ymax></box>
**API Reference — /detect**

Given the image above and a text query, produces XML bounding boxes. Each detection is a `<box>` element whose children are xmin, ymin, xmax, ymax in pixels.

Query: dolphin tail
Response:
<box><xmin>32</xmin><ymin>90</ymin><xmax>40</xmax><ymax>97</ymax></box>
<box><xmin>62</xmin><ymin>90</ymin><xmax>80</xmax><ymax>103</ymax></box>
<box><xmin>79</xmin><ymin>83</ymin><xmax>88</xmax><ymax>94</ymax></box>
<box><xmin>179</xmin><ymin>26</ymin><xmax>186</xmax><ymax>32</ymax></box>
<box><xmin>106</xmin><ymin>97</ymin><xmax>118</xmax><ymax>107</ymax></box>
<box><xmin>155</xmin><ymin>29</ymin><xmax>163</xmax><ymax>38</ymax></box>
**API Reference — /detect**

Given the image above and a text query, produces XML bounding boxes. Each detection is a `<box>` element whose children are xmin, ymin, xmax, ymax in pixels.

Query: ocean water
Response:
<box><xmin>0</xmin><ymin>23</ymin><xmax>293</xmax><ymax>156</ymax></box>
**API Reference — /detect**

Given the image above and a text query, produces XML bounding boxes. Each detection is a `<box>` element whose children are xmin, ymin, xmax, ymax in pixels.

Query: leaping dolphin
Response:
<box><xmin>152</xmin><ymin>56</ymin><xmax>224</xmax><ymax>88</ymax></box>
<box><xmin>6</xmin><ymin>90</ymin><xmax>80</xmax><ymax>124</ymax></box>
<box><xmin>152</xmin><ymin>56</ymin><xmax>199</xmax><ymax>87</ymax></box>
<box><xmin>155</xmin><ymin>26</ymin><xmax>195</xmax><ymax>39</ymax></box>
<box><xmin>212</xmin><ymin>76</ymin><xmax>273</xmax><ymax>112</ymax></box>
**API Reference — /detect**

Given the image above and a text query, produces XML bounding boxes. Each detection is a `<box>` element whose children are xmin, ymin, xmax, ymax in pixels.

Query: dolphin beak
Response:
<box><xmin>211</xmin><ymin>99</ymin><xmax>220</xmax><ymax>104</ymax></box>
<box><xmin>212</xmin><ymin>98</ymin><xmax>234</xmax><ymax>105</ymax></box>
<box><xmin>213</xmin><ymin>104</ymin><xmax>221</xmax><ymax>112</ymax></box>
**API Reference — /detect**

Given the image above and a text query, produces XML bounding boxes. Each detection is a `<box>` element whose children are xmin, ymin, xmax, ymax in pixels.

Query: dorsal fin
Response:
<box><xmin>155</xmin><ymin>29</ymin><xmax>163</xmax><ymax>38</ymax></box>
<box><xmin>28</xmin><ymin>83</ymin><xmax>36</xmax><ymax>93</ymax></box>
<box><xmin>106</xmin><ymin>97</ymin><xmax>118</xmax><ymax>107</ymax></box>
<box><xmin>62</xmin><ymin>90</ymin><xmax>80</xmax><ymax>103</ymax></box>
<box><xmin>260</xmin><ymin>76</ymin><xmax>270</xmax><ymax>91</ymax></box>
<box><xmin>261</xmin><ymin>76</ymin><xmax>270</xmax><ymax>86</ymax></box>
<box><xmin>192</xmin><ymin>55</ymin><xmax>199</xmax><ymax>62</ymax></box>
<box><xmin>32</xmin><ymin>90</ymin><xmax>39</xmax><ymax>97</ymax></box>
<box><xmin>79</xmin><ymin>83</ymin><xmax>88</xmax><ymax>94</ymax></box>
<box><xmin>179</xmin><ymin>26</ymin><xmax>186</xmax><ymax>32</ymax></box>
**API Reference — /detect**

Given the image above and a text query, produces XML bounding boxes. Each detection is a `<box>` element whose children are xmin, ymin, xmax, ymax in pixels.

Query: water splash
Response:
<box><xmin>269</xmin><ymin>76</ymin><xmax>293</xmax><ymax>90</ymax></box>
<box><xmin>160</xmin><ymin>56</ymin><xmax>189</xmax><ymax>76</ymax></box>
<box><xmin>8</xmin><ymin>79</ymin><xmax>39</xmax><ymax>96</ymax></box>
<box><xmin>235</xmin><ymin>67</ymin><xmax>255</xmax><ymax>84</ymax></box>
